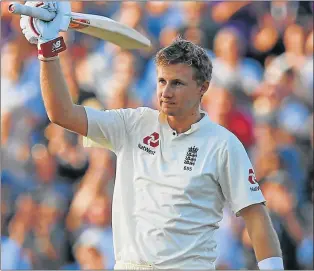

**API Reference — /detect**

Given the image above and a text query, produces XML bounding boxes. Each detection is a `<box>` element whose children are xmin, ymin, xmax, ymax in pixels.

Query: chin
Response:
<box><xmin>161</xmin><ymin>107</ymin><xmax>177</xmax><ymax>116</ymax></box>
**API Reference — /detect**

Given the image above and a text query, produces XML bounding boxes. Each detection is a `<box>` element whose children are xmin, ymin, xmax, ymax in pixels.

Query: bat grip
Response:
<box><xmin>8</xmin><ymin>3</ymin><xmax>56</xmax><ymax>21</ymax></box>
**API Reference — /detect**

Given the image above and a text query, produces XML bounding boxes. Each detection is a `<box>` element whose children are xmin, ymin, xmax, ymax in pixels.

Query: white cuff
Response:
<box><xmin>258</xmin><ymin>257</ymin><xmax>284</xmax><ymax>270</ymax></box>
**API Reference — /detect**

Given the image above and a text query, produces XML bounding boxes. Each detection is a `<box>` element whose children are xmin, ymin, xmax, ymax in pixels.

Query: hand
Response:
<box><xmin>20</xmin><ymin>1</ymin><xmax>71</xmax><ymax>45</ymax></box>
<box><xmin>19</xmin><ymin>1</ymin><xmax>71</xmax><ymax>60</ymax></box>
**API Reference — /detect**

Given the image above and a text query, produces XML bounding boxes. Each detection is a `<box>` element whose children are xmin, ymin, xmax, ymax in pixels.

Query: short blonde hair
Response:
<box><xmin>155</xmin><ymin>37</ymin><xmax>213</xmax><ymax>85</ymax></box>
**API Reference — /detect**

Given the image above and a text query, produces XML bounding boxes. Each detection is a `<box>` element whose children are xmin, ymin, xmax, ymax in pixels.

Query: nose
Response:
<box><xmin>162</xmin><ymin>84</ymin><xmax>174</xmax><ymax>99</ymax></box>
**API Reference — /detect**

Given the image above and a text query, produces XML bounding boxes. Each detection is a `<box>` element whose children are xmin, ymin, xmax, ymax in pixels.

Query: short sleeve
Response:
<box><xmin>83</xmin><ymin>107</ymin><xmax>147</xmax><ymax>153</ymax></box>
<box><xmin>218</xmin><ymin>134</ymin><xmax>266</xmax><ymax>216</ymax></box>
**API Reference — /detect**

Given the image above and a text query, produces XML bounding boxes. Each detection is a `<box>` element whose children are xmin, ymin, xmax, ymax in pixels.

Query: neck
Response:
<box><xmin>167</xmin><ymin>109</ymin><xmax>202</xmax><ymax>134</ymax></box>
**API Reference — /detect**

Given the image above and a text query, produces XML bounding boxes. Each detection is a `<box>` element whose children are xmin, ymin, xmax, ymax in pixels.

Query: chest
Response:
<box><xmin>129</xmin><ymin>125</ymin><xmax>220</xmax><ymax>192</ymax></box>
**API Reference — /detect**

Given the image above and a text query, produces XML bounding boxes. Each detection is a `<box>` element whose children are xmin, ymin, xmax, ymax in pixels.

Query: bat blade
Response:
<box><xmin>69</xmin><ymin>13</ymin><xmax>151</xmax><ymax>49</ymax></box>
<box><xmin>8</xmin><ymin>3</ymin><xmax>151</xmax><ymax>49</ymax></box>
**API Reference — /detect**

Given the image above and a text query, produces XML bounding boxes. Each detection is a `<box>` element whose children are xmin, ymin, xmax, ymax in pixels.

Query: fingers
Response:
<box><xmin>23</xmin><ymin>29</ymin><xmax>39</xmax><ymax>44</ymax></box>
<box><xmin>19</xmin><ymin>2</ymin><xmax>45</xmax><ymax>45</ymax></box>
<box><xmin>20</xmin><ymin>15</ymin><xmax>40</xmax><ymax>44</ymax></box>
<box><xmin>20</xmin><ymin>14</ymin><xmax>28</xmax><ymax>29</ymax></box>
<box><xmin>18</xmin><ymin>1</ymin><xmax>71</xmax><ymax>45</ymax></box>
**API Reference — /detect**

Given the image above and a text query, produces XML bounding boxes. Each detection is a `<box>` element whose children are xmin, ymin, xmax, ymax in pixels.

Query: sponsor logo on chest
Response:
<box><xmin>138</xmin><ymin>132</ymin><xmax>159</xmax><ymax>155</ymax></box>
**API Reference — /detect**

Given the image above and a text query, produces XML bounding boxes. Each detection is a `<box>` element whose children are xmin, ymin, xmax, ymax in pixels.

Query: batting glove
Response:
<box><xmin>20</xmin><ymin>1</ymin><xmax>71</xmax><ymax>61</ymax></box>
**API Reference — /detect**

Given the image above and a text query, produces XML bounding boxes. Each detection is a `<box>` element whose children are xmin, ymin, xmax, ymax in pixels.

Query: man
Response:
<box><xmin>19</xmin><ymin>2</ymin><xmax>284</xmax><ymax>269</ymax></box>
<box><xmin>1</xmin><ymin>190</ymin><xmax>32</xmax><ymax>270</ymax></box>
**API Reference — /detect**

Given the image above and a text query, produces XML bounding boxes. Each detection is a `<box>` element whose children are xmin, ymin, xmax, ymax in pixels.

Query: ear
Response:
<box><xmin>200</xmin><ymin>81</ymin><xmax>210</xmax><ymax>96</ymax></box>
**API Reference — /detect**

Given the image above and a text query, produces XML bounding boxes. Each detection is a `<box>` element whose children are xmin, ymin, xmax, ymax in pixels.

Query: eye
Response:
<box><xmin>158</xmin><ymin>79</ymin><xmax>166</xmax><ymax>84</ymax></box>
<box><xmin>174</xmin><ymin>81</ymin><xmax>183</xmax><ymax>86</ymax></box>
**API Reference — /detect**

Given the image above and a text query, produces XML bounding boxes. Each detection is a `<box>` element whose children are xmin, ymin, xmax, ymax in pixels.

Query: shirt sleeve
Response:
<box><xmin>83</xmin><ymin>107</ymin><xmax>147</xmax><ymax>153</ymax></box>
<box><xmin>218</xmin><ymin>133</ymin><xmax>266</xmax><ymax>216</ymax></box>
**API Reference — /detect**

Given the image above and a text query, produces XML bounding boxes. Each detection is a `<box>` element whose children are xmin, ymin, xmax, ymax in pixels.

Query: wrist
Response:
<box><xmin>258</xmin><ymin>257</ymin><xmax>284</xmax><ymax>270</ymax></box>
<box><xmin>38</xmin><ymin>36</ymin><xmax>66</xmax><ymax>61</ymax></box>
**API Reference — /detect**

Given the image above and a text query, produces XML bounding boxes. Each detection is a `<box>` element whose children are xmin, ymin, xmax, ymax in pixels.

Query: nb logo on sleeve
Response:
<box><xmin>52</xmin><ymin>40</ymin><xmax>61</xmax><ymax>51</ymax></box>
<box><xmin>248</xmin><ymin>169</ymin><xmax>257</xmax><ymax>184</ymax></box>
<box><xmin>248</xmin><ymin>169</ymin><xmax>260</xmax><ymax>191</ymax></box>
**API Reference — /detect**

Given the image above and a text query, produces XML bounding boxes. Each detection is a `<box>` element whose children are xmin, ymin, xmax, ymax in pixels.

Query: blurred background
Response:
<box><xmin>1</xmin><ymin>1</ymin><xmax>313</xmax><ymax>270</ymax></box>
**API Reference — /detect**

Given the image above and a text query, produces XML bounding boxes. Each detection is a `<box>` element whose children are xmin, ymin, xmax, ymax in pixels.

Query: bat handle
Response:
<box><xmin>8</xmin><ymin>3</ymin><xmax>56</xmax><ymax>21</ymax></box>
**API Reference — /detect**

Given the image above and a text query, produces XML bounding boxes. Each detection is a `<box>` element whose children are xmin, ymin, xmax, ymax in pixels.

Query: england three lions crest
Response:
<box><xmin>183</xmin><ymin>146</ymin><xmax>199</xmax><ymax>171</ymax></box>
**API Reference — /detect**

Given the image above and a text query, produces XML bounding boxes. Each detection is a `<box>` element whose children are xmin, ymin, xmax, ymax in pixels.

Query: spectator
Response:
<box><xmin>46</xmin><ymin>127</ymin><xmax>89</xmax><ymax>183</ymax></box>
<box><xmin>211</xmin><ymin>27</ymin><xmax>264</xmax><ymax>100</ymax></box>
<box><xmin>1</xmin><ymin>194</ymin><xmax>34</xmax><ymax>270</ymax></box>
<box><xmin>66</xmin><ymin>147</ymin><xmax>115</xmax><ymax>269</ymax></box>
<box><xmin>143</xmin><ymin>2</ymin><xmax>184</xmax><ymax>41</ymax></box>
<box><xmin>22</xmin><ymin>192</ymin><xmax>69</xmax><ymax>269</ymax></box>
<box><xmin>29</xmin><ymin>144</ymin><xmax>73</xmax><ymax>201</ymax></box>
<box><xmin>203</xmin><ymin>87</ymin><xmax>255</xmax><ymax>149</ymax></box>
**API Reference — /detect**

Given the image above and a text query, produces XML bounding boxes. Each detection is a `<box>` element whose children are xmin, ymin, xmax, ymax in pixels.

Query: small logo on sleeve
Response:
<box><xmin>183</xmin><ymin>146</ymin><xmax>199</xmax><ymax>171</ymax></box>
<box><xmin>248</xmin><ymin>169</ymin><xmax>260</xmax><ymax>191</ymax></box>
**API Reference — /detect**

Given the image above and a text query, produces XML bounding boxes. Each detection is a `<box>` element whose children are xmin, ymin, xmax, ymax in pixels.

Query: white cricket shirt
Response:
<box><xmin>83</xmin><ymin>107</ymin><xmax>265</xmax><ymax>269</ymax></box>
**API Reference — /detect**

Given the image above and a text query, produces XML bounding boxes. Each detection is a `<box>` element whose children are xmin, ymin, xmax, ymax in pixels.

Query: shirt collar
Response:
<box><xmin>158</xmin><ymin>110</ymin><xmax>209</xmax><ymax>135</ymax></box>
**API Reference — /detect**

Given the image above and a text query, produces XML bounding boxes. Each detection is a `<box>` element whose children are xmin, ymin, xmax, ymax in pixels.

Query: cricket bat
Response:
<box><xmin>8</xmin><ymin>3</ymin><xmax>151</xmax><ymax>49</ymax></box>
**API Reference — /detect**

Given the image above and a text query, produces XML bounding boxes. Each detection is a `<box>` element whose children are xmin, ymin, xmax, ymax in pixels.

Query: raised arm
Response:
<box><xmin>19</xmin><ymin>1</ymin><xmax>87</xmax><ymax>136</ymax></box>
<box><xmin>40</xmin><ymin>60</ymin><xmax>87</xmax><ymax>136</ymax></box>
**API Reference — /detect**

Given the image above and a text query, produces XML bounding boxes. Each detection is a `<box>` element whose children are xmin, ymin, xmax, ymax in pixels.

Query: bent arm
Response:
<box><xmin>240</xmin><ymin>204</ymin><xmax>282</xmax><ymax>262</ymax></box>
<box><xmin>40</xmin><ymin>59</ymin><xmax>87</xmax><ymax>136</ymax></box>
<box><xmin>66</xmin><ymin>149</ymin><xmax>108</xmax><ymax>232</ymax></box>
<box><xmin>66</xmin><ymin>168</ymin><xmax>105</xmax><ymax>232</ymax></box>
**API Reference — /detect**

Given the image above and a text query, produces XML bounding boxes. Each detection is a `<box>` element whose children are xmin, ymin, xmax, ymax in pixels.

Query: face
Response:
<box><xmin>156</xmin><ymin>63</ymin><xmax>208</xmax><ymax>117</ymax></box>
<box><xmin>120</xmin><ymin>2</ymin><xmax>142</xmax><ymax>27</ymax></box>
<box><xmin>214</xmin><ymin>31</ymin><xmax>239</xmax><ymax>60</ymax></box>
<box><xmin>205</xmin><ymin>88</ymin><xmax>233</xmax><ymax>115</ymax></box>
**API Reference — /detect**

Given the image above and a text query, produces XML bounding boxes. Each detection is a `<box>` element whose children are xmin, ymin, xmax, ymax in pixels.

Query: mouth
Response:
<box><xmin>162</xmin><ymin>101</ymin><xmax>175</xmax><ymax>105</ymax></box>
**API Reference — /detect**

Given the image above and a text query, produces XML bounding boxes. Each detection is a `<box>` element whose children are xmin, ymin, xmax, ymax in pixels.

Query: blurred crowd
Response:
<box><xmin>1</xmin><ymin>1</ymin><xmax>313</xmax><ymax>270</ymax></box>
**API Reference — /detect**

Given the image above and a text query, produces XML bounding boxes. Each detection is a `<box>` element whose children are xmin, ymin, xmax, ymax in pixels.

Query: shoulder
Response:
<box><xmin>203</xmin><ymin>118</ymin><xmax>243</xmax><ymax>150</ymax></box>
<box><xmin>204</xmin><ymin>117</ymin><xmax>238</xmax><ymax>141</ymax></box>
<box><xmin>134</xmin><ymin>107</ymin><xmax>158</xmax><ymax>116</ymax></box>
<box><xmin>119</xmin><ymin>107</ymin><xmax>159</xmax><ymax>124</ymax></box>
<box><xmin>114</xmin><ymin>107</ymin><xmax>157</xmax><ymax>119</ymax></box>
<box><xmin>88</xmin><ymin>107</ymin><xmax>157</xmax><ymax>125</ymax></box>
